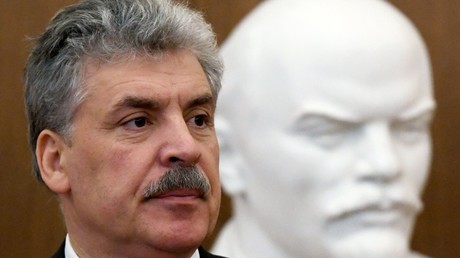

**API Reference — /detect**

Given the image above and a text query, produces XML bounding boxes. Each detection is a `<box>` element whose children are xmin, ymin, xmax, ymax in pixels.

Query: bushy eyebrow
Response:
<box><xmin>185</xmin><ymin>94</ymin><xmax>215</xmax><ymax>110</ymax></box>
<box><xmin>111</xmin><ymin>93</ymin><xmax>215</xmax><ymax>113</ymax></box>
<box><xmin>114</xmin><ymin>96</ymin><xmax>161</xmax><ymax>110</ymax></box>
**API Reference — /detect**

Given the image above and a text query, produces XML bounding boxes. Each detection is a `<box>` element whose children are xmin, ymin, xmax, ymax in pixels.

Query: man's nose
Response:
<box><xmin>355</xmin><ymin>122</ymin><xmax>401</xmax><ymax>183</ymax></box>
<box><xmin>158</xmin><ymin>117</ymin><xmax>201</xmax><ymax>167</ymax></box>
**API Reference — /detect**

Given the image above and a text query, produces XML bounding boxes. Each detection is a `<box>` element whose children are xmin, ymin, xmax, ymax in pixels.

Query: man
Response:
<box><xmin>24</xmin><ymin>0</ymin><xmax>225</xmax><ymax>257</ymax></box>
<box><xmin>213</xmin><ymin>0</ymin><xmax>434</xmax><ymax>257</ymax></box>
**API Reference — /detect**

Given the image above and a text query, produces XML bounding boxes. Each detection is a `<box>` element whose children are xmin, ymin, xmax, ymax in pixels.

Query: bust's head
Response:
<box><xmin>216</xmin><ymin>0</ymin><xmax>434</xmax><ymax>257</ymax></box>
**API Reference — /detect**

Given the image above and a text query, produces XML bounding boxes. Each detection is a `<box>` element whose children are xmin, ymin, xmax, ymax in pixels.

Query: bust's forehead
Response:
<box><xmin>220</xmin><ymin>0</ymin><xmax>431</xmax><ymax>93</ymax></box>
<box><xmin>223</xmin><ymin>0</ymin><xmax>425</xmax><ymax>56</ymax></box>
<box><xmin>217</xmin><ymin>0</ymin><xmax>433</xmax><ymax>121</ymax></box>
<box><xmin>232</xmin><ymin>0</ymin><xmax>412</xmax><ymax>31</ymax></box>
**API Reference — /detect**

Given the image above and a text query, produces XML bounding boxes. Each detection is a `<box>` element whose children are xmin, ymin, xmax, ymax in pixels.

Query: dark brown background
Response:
<box><xmin>1</xmin><ymin>0</ymin><xmax>458</xmax><ymax>257</ymax></box>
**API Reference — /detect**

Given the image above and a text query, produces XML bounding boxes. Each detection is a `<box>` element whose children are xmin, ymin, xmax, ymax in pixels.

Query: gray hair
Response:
<box><xmin>24</xmin><ymin>0</ymin><xmax>223</xmax><ymax>183</ymax></box>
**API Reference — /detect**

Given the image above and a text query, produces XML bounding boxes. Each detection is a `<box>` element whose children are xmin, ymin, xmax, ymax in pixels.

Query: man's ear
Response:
<box><xmin>216</xmin><ymin>117</ymin><xmax>246</xmax><ymax>197</ymax></box>
<box><xmin>35</xmin><ymin>129</ymin><xmax>70</xmax><ymax>194</ymax></box>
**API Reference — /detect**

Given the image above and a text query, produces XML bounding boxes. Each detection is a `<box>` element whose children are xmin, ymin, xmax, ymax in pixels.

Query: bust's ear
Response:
<box><xmin>216</xmin><ymin>116</ymin><xmax>246</xmax><ymax>197</ymax></box>
<box><xmin>35</xmin><ymin>129</ymin><xmax>70</xmax><ymax>194</ymax></box>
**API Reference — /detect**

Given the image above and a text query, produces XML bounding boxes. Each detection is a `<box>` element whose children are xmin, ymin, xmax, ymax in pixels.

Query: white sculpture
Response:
<box><xmin>213</xmin><ymin>0</ymin><xmax>435</xmax><ymax>257</ymax></box>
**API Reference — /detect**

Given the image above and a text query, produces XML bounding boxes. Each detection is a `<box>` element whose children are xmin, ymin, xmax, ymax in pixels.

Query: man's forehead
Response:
<box><xmin>77</xmin><ymin>51</ymin><xmax>214</xmax><ymax>111</ymax></box>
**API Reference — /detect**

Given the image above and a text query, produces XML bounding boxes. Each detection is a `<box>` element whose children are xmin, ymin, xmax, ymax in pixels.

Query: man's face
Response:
<box><xmin>235</xmin><ymin>45</ymin><xmax>434</xmax><ymax>257</ymax></box>
<box><xmin>59</xmin><ymin>50</ymin><xmax>220</xmax><ymax>255</ymax></box>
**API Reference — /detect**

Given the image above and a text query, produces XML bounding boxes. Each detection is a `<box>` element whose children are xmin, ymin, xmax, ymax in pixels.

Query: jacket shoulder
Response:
<box><xmin>198</xmin><ymin>246</ymin><xmax>228</xmax><ymax>258</ymax></box>
<box><xmin>50</xmin><ymin>240</ymin><xmax>65</xmax><ymax>258</ymax></box>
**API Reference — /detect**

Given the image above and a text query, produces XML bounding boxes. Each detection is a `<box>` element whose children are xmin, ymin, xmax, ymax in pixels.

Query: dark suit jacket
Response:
<box><xmin>51</xmin><ymin>240</ymin><xmax>227</xmax><ymax>258</ymax></box>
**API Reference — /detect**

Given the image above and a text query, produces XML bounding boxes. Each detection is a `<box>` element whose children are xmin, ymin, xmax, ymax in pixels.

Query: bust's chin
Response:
<box><xmin>324</xmin><ymin>229</ymin><xmax>411</xmax><ymax>258</ymax></box>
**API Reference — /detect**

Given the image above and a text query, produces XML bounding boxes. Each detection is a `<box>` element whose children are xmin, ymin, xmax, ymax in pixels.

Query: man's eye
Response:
<box><xmin>188</xmin><ymin>114</ymin><xmax>210</xmax><ymax>128</ymax></box>
<box><xmin>123</xmin><ymin>117</ymin><xmax>150</xmax><ymax>129</ymax></box>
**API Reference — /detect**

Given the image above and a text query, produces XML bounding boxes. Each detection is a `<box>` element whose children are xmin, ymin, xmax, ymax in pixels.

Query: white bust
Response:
<box><xmin>213</xmin><ymin>0</ymin><xmax>435</xmax><ymax>258</ymax></box>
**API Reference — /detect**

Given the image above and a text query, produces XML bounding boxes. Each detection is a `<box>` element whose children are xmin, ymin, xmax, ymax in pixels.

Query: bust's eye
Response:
<box><xmin>392</xmin><ymin>115</ymin><xmax>432</xmax><ymax>144</ymax></box>
<box><xmin>293</xmin><ymin>114</ymin><xmax>358</xmax><ymax>148</ymax></box>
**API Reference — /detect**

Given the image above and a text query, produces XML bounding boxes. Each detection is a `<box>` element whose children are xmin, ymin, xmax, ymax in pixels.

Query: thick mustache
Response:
<box><xmin>143</xmin><ymin>165</ymin><xmax>210</xmax><ymax>200</ymax></box>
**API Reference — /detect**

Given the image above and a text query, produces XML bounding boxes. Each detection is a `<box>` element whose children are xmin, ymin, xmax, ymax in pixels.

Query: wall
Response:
<box><xmin>388</xmin><ymin>1</ymin><xmax>460</xmax><ymax>256</ymax></box>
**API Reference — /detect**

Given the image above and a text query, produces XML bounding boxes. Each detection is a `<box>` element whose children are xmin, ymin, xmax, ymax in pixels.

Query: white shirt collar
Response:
<box><xmin>64</xmin><ymin>235</ymin><xmax>79</xmax><ymax>258</ymax></box>
<box><xmin>65</xmin><ymin>234</ymin><xmax>200</xmax><ymax>258</ymax></box>
<box><xmin>191</xmin><ymin>249</ymin><xmax>200</xmax><ymax>258</ymax></box>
